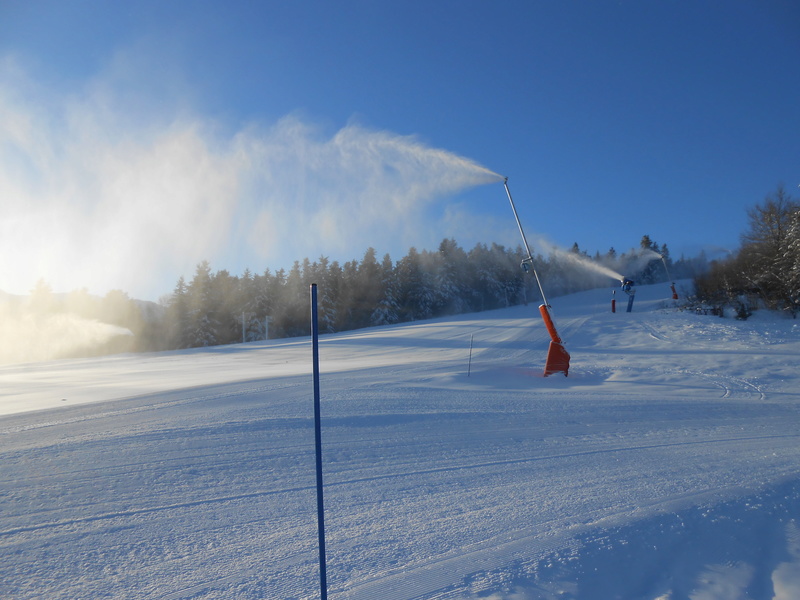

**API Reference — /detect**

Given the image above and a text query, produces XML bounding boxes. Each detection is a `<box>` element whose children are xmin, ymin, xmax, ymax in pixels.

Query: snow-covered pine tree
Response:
<box><xmin>187</xmin><ymin>261</ymin><xmax>218</xmax><ymax>347</ymax></box>
<box><xmin>433</xmin><ymin>238</ymin><xmax>469</xmax><ymax>316</ymax></box>
<box><xmin>317</xmin><ymin>256</ymin><xmax>339</xmax><ymax>334</ymax></box>
<box><xmin>371</xmin><ymin>253</ymin><xmax>400</xmax><ymax>326</ymax></box>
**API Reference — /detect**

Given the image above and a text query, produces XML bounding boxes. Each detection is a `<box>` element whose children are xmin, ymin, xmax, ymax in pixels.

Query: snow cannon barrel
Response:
<box><xmin>661</xmin><ymin>256</ymin><xmax>677</xmax><ymax>300</ymax></box>
<box><xmin>539</xmin><ymin>304</ymin><xmax>563</xmax><ymax>344</ymax></box>
<box><xmin>538</xmin><ymin>304</ymin><xmax>570</xmax><ymax>376</ymax></box>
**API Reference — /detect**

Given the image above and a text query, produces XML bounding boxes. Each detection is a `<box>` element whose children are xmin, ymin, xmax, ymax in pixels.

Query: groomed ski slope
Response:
<box><xmin>2</xmin><ymin>281</ymin><xmax>800</xmax><ymax>599</ymax></box>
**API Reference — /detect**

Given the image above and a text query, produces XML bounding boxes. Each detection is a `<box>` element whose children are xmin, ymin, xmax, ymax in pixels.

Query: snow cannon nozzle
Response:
<box><xmin>621</xmin><ymin>278</ymin><xmax>635</xmax><ymax>293</ymax></box>
<box><xmin>503</xmin><ymin>176</ymin><xmax>508</xmax><ymax>184</ymax></box>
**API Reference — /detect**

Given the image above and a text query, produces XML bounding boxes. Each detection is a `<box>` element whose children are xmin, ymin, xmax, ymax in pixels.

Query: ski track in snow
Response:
<box><xmin>2</xmin><ymin>282</ymin><xmax>800</xmax><ymax>599</ymax></box>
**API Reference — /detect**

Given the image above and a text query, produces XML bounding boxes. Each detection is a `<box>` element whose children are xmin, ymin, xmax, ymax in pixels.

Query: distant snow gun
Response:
<box><xmin>503</xmin><ymin>177</ymin><xmax>570</xmax><ymax>377</ymax></box>
<box><xmin>621</xmin><ymin>278</ymin><xmax>636</xmax><ymax>312</ymax></box>
<box><xmin>660</xmin><ymin>255</ymin><xmax>679</xmax><ymax>300</ymax></box>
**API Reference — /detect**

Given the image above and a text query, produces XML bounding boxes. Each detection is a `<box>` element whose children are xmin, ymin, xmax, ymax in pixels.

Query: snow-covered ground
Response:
<box><xmin>2</xmin><ymin>282</ymin><xmax>800</xmax><ymax>599</ymax></box>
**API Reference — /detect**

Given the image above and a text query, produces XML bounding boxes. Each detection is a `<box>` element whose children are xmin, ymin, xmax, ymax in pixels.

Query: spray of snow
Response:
<box><xmin>0</xmin><ymin>305</ymin><xmax>133</xmax><ymax>364</ymax></box>
<box><xmin>625</xmin><ymin>248</ymin><xmax>663</xmax><ymax>277</ymax></box>
<box><xmin>520</xmin><ymin>235</ymin><xmax>666</xmax><ymax>287</ymax></box>
<box><xmin>527</xmin><ymin>236</ymin><xmax>623</xmax><ymax>282</ymax></box>
<box><xmin>0</xmin><ymin>59</ymin><xmax>501</xmax><ymax>301</ymax></box>
<box><xmin>548</xmin><ymin>244</ymin><xmax>625</xmax><ymax>282</ymax></box>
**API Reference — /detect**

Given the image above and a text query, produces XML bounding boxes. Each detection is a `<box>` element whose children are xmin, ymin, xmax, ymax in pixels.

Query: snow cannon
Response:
<box><xmin>621</xmin><ymin>278</ymin><xmax>636</xmax><ymax>312</ymax></box>
<box><xmin>539</xmin><ymin>304</ymin><xmax>570</xmax><ymax>376</ymax></box>
<box><xmin>621</xmin><ymin>278</ymin><xmax>635</xmax><ymax>294</ymax></box>
<box><xmin>503</xmin><ymin>177</ymin><xmax>570</xmax><ymax>377</ymax></box>
<box><xmin>659</xmin><ymin>256</ymin><xmax>679</xmax><ymax>300</ymax></box>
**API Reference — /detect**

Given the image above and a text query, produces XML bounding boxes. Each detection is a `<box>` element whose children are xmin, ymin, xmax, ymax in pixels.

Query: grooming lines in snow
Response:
<box><xmin>503</xmin><ymin>178</ymin><xmax>570</xmax><ymax>377</ymax></box>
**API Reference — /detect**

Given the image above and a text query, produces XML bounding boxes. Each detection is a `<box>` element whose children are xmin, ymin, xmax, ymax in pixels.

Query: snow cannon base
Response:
<box><xmin>544</xmin><ymin>340</ymin><xmax>570</xmax><ymax>377</ymax></box>
<box><xmin>538</xmin><ymin>304</ymin><xmax>570</xmax><ymax>377</ymax></box>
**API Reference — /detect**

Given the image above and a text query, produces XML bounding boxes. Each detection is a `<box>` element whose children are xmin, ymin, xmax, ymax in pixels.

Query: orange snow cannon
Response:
<box><xmin>503</xmin><ymin>177</ymin><xmax>572</xmax><ymax>378</ymax></box>
<box><xmin>539</xmin><ymin>304</ymin><xmax>570</xmax><ymax>377</ymax></box>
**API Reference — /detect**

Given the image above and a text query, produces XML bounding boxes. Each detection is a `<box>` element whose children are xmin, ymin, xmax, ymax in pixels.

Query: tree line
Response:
<box><xmin>8</xmin><ymin>235</ymin><xmax>706</xmax><ymax>361</ymax></box>
<box><xmin>695</xmin><ymin>185</ymin><xmax>799</xmax><ymax>317</ymax></box>
<box><xmin>160</xmin><ymin>236</ymin><xmax>700</xmax><ymax>350</ymax></box>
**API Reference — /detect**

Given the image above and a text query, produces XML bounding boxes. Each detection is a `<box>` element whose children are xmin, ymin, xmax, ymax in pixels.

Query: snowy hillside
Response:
<box><xmin>2</xmin><ymin>282</ymin><xmax>800</xmax><ymax>600</ymax></box>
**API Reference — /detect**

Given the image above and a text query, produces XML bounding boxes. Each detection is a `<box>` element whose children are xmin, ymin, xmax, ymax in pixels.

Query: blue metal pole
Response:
<box><xmin>310</xmin><ymin>284</ymin><xmax>328</xmax><ymax>600</ymax></box>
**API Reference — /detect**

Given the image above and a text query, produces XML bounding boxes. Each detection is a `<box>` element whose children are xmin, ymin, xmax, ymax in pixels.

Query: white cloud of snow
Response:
<box><xmin>0</xmin><ymin>57</ymin><xmax>501</xmax><ymax>301</ymax></box>
<box><xmin>0</xmin><ymin>306</ymin><xmax>132</xmax><ymax>364</ymax></box>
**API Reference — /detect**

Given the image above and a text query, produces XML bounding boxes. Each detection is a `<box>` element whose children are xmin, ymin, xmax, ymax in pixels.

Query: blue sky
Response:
<box><xmin>1</xmin><ymin>0</ymin><xmax>798</xmax><ymax>300</ymax></box>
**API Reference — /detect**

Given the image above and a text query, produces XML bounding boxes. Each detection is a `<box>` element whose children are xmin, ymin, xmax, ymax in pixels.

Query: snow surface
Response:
<box><xmin>2</xmin><ymin>281</ymin><xmax>800</xmax><ymax>599</ymax></box>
